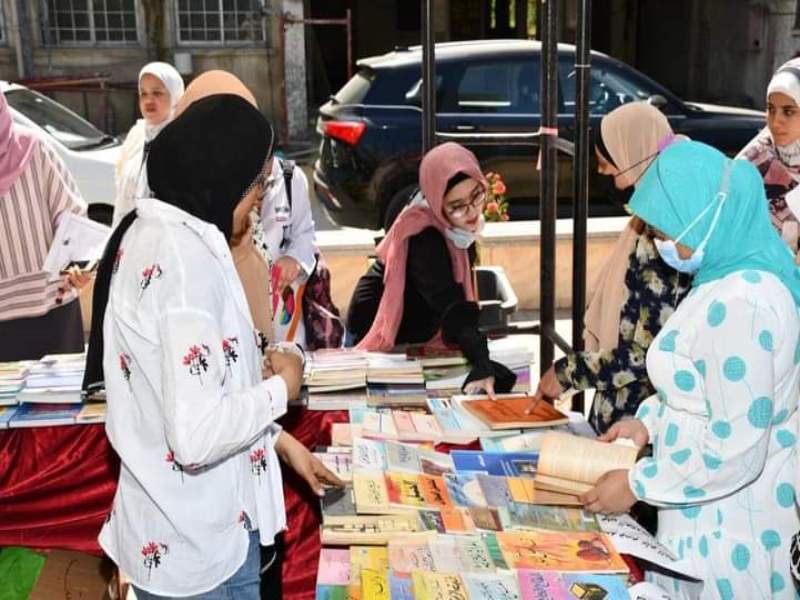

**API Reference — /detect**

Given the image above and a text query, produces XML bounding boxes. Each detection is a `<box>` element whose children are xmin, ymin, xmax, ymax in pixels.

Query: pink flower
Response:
<box><xmin>166</xmin><ymin>451</ymin><xmax>175</xmax><ymax>463</ymax></box>
<box><xmin>502</xmin><ymin>213</ymin><xmax>510</xmax><ymax>221</ymax></box>
<box><xmin>493</xmin><ymin>179</ymin><xmax>506</xmax><ymax>195</ymax></box>
<box><xmin>485</xmin><ymin>201</ymin><xmax>499</xmax><ymax>214</ymax></box>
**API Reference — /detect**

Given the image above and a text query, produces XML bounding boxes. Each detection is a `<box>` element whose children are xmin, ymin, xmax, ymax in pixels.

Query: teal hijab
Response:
<box><xmin>628</xmin><ymin>140</ymin><xmax>800</xmax><ymax>306</ymax></box>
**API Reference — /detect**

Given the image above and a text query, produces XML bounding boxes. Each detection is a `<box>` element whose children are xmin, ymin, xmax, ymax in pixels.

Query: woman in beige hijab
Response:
<box><xmin>532</xmin><ymin>102</ymin><xmax>691</xmax><ymax>433</ymax></box>
<box><xmin>176</xmin><ymin>71</ymin><xmax>342</xmax><ymax>600</ymax></box>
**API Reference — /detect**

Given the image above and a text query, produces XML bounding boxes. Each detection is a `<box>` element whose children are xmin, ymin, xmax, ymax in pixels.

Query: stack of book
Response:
<box><xmin>0</xmin><ymin>353</ymin><xmax>108</xmax><ymax>429</ymax></box>
<box><xmin>304</xmin><ymin>350</ymin><xmax>369</xmax><ymax>410</ymax></box>
<box><xmin>0</xmin><ymin>361</ymin><xmax>32</xmax><ymax>406</ymax></box>
<box><xmin>17</xmin><ymin>353</ymin><xmax>85</xmax><ymax>404</ymax></box>
<box><xmin>366</xmin><ymin>354</ymin><xmax>425</xmax><ymax>386</ymax></box>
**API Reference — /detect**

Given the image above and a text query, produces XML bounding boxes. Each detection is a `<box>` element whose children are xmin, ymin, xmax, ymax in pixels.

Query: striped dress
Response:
<box><xmin>0</xmin><ymin>138</ymin><xmax>86</xmax><ymax>322</ymax></box>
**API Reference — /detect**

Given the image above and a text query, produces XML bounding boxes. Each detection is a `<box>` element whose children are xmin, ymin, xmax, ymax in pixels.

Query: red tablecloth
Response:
<box><xmin>0</xmin><ymin>408</ymin><xmax>349</xmax><ymax>600</ymax></box>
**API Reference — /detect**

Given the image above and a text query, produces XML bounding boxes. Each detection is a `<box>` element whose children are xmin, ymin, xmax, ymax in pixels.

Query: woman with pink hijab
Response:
<box><xmin>0</xmin><ymin>89</ymin><xmax>91</xmax><ymax>360</ymax></box>
<box><xmin>348</xmin><ymin>142</ymin><xmax>515</xmax><ymax>396</ymax></box>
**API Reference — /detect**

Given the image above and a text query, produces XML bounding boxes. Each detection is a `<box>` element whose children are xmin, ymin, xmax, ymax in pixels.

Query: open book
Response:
<box><xmin>459</xmin><ymin>394</ymin><xmax>569</xmax><ymax>430</ymax></box>
<box><xmin>534</xmin><ymin>432</ymin><xmax>639</xmax><ymax>496</ymax></box>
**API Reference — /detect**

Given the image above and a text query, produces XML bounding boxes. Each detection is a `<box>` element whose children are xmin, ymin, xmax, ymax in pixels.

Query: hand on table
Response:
<box><xmin>463</xmin><ymin>376</ymin><xmax>496</xmax><ymax>399</ymax></box>
<box><xmin>275</xmin><ymin>431</ymin><xmax>343</xmax><ymax>496</ymax></box>
<box><xmin>524</xmin><ymin>366</ymin><xmax>563</xmax><ymax>413</ymax></box>
<box><xmin>580</xmin><ymin>469</ymin><xmax>637</xmax><ymax>514</ymax></box>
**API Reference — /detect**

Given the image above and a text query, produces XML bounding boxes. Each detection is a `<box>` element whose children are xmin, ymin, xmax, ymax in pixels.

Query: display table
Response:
<box><xmin>0</xmin><ymin>408</ymin><xmax>349</xmax><ymax>600</ymax></box>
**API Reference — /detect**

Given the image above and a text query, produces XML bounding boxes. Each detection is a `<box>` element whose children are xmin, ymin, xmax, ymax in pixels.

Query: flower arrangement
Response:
<box><xmin>483</xmin><ymin>171</ymin><xmax>510</xmax><ymax>222</ymax></box>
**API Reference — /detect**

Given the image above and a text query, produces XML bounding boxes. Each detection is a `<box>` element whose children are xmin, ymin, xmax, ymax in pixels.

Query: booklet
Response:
<box><xmin>42</xmin><ymin>212</ymin><xmax>110</xmax><ymax>280</ymax></box>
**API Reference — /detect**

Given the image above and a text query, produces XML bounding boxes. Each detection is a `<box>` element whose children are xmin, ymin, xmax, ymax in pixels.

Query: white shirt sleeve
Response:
<box><xmin>159</xmin><ymin>304</ymin><xmax>288</xmax><ymax>468</ymax></box>
<box><xmin>281</xmin><ymin>167</ymin><xmax>317</xmax><ymax>276</ymax></box>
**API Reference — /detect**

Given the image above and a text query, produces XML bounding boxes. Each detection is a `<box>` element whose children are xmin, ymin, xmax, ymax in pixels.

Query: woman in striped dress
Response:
<box><xmin>0</xmin><ymin>89</ymin><xmax>91</xmax><ymax>360</ymax></box>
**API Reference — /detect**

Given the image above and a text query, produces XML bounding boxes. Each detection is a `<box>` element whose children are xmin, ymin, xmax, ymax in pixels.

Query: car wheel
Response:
<box><xmin>88</xmin><ymin>204</ymin><xmax>113</xmax><ymax>226</ymax></box>
<box><xmin>381</xmin><ymin>182</ymin><xmax>419</xmax><ymax>230</ymax></box>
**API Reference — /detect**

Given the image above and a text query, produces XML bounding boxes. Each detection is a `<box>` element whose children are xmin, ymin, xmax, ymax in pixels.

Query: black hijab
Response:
<box><xmin>82</xmin><ymin>94</ymin><xmax>274</xmax><ymax>395</ymax></box>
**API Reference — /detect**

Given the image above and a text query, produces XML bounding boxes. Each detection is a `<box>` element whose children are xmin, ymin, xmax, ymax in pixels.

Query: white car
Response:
<box><xmin>2</xmin><ymin>81</ymin><xmax>120</xmax><ymax>224</ymax></box>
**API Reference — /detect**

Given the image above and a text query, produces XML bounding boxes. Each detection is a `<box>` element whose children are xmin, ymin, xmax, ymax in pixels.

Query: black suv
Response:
<box><xmin>314</xmin><ymin>39</ymin><xmax>765</xmax><ymax>229</ymax></box>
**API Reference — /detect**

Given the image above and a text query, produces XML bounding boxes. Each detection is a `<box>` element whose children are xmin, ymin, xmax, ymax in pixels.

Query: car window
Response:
<box><xmin>334</xmin><ymin>69</ymin><xmax>374</xmax><ymax>105</ymax></box>
<box><xmin>449</xmin><ymin>60</ymin><xmax>540</xmax><ymax>114</ymax></box>
<box><xmin>5</xmin><ymin>88</ymin><xmax>109</xmax><ymax>150</ymax></box>
<box><xmin>559</xmin><ymin>59</ymin><xmax>679</xmax><ymax>115</ymax></box>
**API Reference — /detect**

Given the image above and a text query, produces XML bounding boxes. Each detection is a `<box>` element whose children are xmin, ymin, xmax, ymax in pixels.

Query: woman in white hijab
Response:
<box><xmin>112</xmin><ymin>62</ymin><xmax>184</xmax><ymax>226</ymax></box>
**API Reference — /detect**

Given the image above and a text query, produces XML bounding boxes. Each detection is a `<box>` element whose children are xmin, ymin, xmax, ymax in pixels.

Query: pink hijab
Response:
<box><xmin>0</xmin><ymin>90</ymin><xmax>37</xmax><ymax>197</ymax></box>
<box><xmin>357</xmin><ymin>142</ymin><xmax>486</xmax><ymax>351</ymax></box>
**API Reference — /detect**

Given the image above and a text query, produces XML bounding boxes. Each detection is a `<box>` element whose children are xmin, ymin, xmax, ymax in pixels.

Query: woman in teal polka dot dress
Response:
<box><xmin>581</xmin><ymin>141</ymin><xmax>800</xmax><ymax>598</ymax></box>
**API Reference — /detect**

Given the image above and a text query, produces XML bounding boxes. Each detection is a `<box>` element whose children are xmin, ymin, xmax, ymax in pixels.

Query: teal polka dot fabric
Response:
<box><xmin>638</xmin><ymin>271</ymin><xmax>800</xmax><ymax>597</ymax></box>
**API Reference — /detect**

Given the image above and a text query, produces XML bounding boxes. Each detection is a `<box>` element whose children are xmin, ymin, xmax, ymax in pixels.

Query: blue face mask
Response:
<box><xmin>653</xmin><ymin>161</ymin><xmax>733</xmax><ymax>274</ymax></box>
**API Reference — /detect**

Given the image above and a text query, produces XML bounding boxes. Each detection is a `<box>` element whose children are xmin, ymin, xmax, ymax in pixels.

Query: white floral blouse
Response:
<box><xmin>99</xmin><ymin>197</ymin><xmax>288</xmax><ymax>597</ymax></box>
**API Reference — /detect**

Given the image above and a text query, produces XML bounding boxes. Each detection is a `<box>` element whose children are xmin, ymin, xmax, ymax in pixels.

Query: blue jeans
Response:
<box><xmin>133</xmin><ymin>531</ymin><xmax>261</xmax><ymax>600</ymax></box>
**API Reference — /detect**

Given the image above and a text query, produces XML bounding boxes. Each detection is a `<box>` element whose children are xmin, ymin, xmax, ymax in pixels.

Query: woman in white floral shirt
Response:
<box><xmin>83</xmin><ymin>93</ymin><xmax>341</xmax><ymax>599</ymax></box>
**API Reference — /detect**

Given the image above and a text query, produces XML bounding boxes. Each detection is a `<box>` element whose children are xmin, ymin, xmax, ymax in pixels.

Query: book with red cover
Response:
<box><xmin>460</xmin><ymin>395</ymin><xmax>569</xmax><ymax>430</ymax></box>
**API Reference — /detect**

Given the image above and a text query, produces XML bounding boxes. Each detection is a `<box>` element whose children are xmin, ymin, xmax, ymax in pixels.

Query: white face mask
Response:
<box><xmin>653</xmin><ymin>160</ymin><xmax>733</xmax><ymax>274</ymax></box>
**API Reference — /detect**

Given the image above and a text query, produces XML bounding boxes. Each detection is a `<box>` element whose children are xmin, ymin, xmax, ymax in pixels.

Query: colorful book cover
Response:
<box><xmin>386</xmin><ymin>472</ymin><xmax>426</xmax><ymax>509</ymax></box>
<box><xmin>443</xmin><ymin>472</ymin><xmax>487</xmax><ymax>508</ymax></box>
<box><xmin>352</xmin><ymin>438</ymin><xmax>387</xmax><ymax>472</ymax></box>
<box><xmin>361</xmin><ymin>569</ymin><xmax>389</xmax><ymax>600</ymax></box>
<box><xmin>8</xmin><ymin>402</ymin><xmax>81</xmax><ymax>428</ymax></box>
<box><xmin>385</xmin><ymin>441</ymin><xmax>422</xmax><ymax>473</ymax></box>
<box><xmin>411</xmin><ymin>572</ymin><xmax>469</xmax><ymax>600</ymax></box>
<box><xmin>440</xmin><ymin>506</ymin><xmax>476</xmax><ymax>534</ymax></box>
<box><xmin>0</xmin><ymin>405</ymin><xmax>19</xmax><ymax>428</ymax></box>
<box><xmin>321</xmin><ymin>514</ymin><xmax>424</xmax><ymax>545</ymax></box>
<box><xmin>427</xmin><ymin>397</ymin><xmax>463</xmax><ymax>432</ymax></box>
<box><xmin>410</xmin><ymin>413</ymin><xmax>442</xmax><ymax>437</ymax></box>
<box><xmin>467</xmin><ymin>506</ymin><xmax>504</xmax><ymax>532</ymax></box>
<box><xmin>428</xmin><ymin>536</ymin><xmax>462</xmax><ymax>572</ymax></box>
<box><xmin>502</xmin><ymin>502</ymin><xmax>599</xmax><ymax>533</ymax></box>
<box><xmin>392</xmin><ymin>411</ymin><xmax>417</xmax><ymax>437</ymax></box>
<box><xmin>316</xmin><ymin>584</ymin><xmax>349</xmax><ymax>600</ymax></box>
<box><xmin>451</xmin><ymin>451</ymin><xmax>539</xmax><ymax>478</ymax></box>
<box><xmin>352</xmin><ymin>472</ymin><xmax>391</xmax><ymax>514</ymax></box>
<box><xmin>496</xmin><ymin>531</ymin><xmax>629</xmax><ymax>573</ymax></box>
<box><xmin>507</xmin><ymin>477</ymin><xmax>537</xmax><ymax>504</ymax></box>
<box><xmin>316</xmin><ymin>452</ymin><xmax>354</xmax><ymax>482</ymax></box>
<box><xmin>317</xmin><ymin>548</ymin><xmax>351</xmax><ymax>586</ymax></box>
<box><xmin>461</xmin><ymin>395</ymin><xmax>569</xmax><ymax>429</ymax></box>
<box><xmin>418</xmin><ymin>474</ymin><xmax>452</xmax><ymax>509</ymax></box>
<box><xmin>322</xmin><ymin>485</ymin><xmax>357</xmax><ymax>519</ymax></box>
<box><xmin>388</xmin><ymin>538</ymin><xmax>435</xmax><ymax>573</ymax></box>
<box><xmin>516</xmin><ymin>571</ymin><xmax>565</xmax><ymax>600</ymax></box>
<box><xmin>560</xmin><ymin>574</ymin><xmax>631</xmax><ymax>600</ymax></box>
<box><xmin>480</xmin><ymin>430</ymin><xmax>558</xmax><ymax>453</ymax></box>
<box><xmin>482</xmin><ymin>533</ymin><xmax>510</xmax><ymax>570</ymax></box>
<box><xmin>463</xmin><ymin>573</ymin><xmax>521</xmax><ymax>600</ymax></box>
<box><xmin>349</xmin><ymin>546</ymin><xmax>389</xmax><ymax>585</ymax></box>
<box><xmin>476</xmin><ymin>473</ymin><xmax>513</xmax><ymax>507</ymax></box>
<box><xmin>417</xmin><ymin>447</ymin><xmax>455</xmax><ymax>476</ymax></box>
<box><xmin>417</xmin><ymin>509</ymin><xmax>447</xmax><ymax>534</ymax></box>
<box><xmin>456</xmin><ymin>535</ymin><xmax>496</xmax><ymax>573</ymax></box>
<box><xmin>388</xmin><ymin>571</ymin><xmax>415</xmax><ymax>600</ymax></box>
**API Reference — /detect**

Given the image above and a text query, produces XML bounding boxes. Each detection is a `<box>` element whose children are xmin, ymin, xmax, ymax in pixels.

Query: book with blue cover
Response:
<box><xmin>451</xmin><ymin>450</ymin><xmax>539</xmax><ymax>478</ymax></box>
<box><xmin>8</xmin><ymin>403</ymin><xmax>82</xmax><ymax>428</ymax></box>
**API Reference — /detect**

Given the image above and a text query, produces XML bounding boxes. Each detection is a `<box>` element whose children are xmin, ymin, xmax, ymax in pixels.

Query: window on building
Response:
<box><xmin>43</xmin><ymin>0</ymin><xmax>139</xmax><ymax>45</ymax></box>
<box><xmin>176</xmin><ymin>0</ymin><xmax>266</xmax><ymax>45</ymax></box>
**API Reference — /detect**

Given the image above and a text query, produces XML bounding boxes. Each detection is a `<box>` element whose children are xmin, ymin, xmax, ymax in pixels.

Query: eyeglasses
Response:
<box><xmin>444</xmin><ymin>186</ymin><xmax>486</xmax><ymax>218</ymax></box>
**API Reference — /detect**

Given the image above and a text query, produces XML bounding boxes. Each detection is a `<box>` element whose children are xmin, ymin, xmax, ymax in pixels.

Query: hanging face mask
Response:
<box><xmin>653</xmin><ymin>160</ymin><xmax>733</xmax><ymax>274</ymax></box>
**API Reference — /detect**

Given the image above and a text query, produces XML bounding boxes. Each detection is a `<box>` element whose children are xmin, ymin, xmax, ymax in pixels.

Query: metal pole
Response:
<box><xmin>346</xmin><ymin>9</ymin><xmax>353</xmax><ymax>80</ymax></box>
<box><xmin>538</xmin><ymin>0</ymin><xmax>558</xmax><ymax>374</ymax></box>
<box><xmin>421</xmin><ymin>0</ymin><xmax>436</xmax><ymax>153</ymax></box>
<box><xmin>571</xmin><ymin>0</ymin><xmax>592</xmax><ymax>414</ymax></box>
